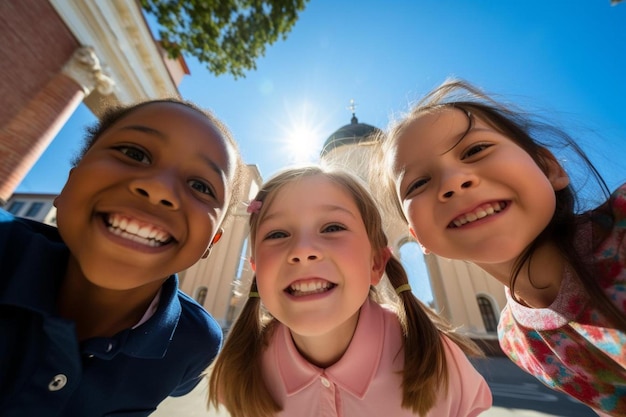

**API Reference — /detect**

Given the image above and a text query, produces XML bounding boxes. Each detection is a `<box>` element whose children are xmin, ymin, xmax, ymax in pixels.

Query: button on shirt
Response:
<box><xmin>262</xmin><ymin>298</ymin><xmax>492</xmax><ymax>416</ymax></box>
<box><xmin>0</xmin><ymin>210</ymin><xmax>222</xmax><ymax>416</ymax></box>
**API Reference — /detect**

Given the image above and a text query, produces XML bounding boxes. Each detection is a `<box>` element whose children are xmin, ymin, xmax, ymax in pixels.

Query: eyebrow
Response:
<box><xmin>120</xmin><ymin>125</ymin><xmax>166</xmax><ymax>139</ymax></box>
<box><xmin>441</xmin><ymin>125</ymin><xmax>493</xmax><ymax>155</ymax></box>
<box><xmin>262</xmin><ymin>204</ymin><xmax>358</xmax><ymax>223</ymax></box>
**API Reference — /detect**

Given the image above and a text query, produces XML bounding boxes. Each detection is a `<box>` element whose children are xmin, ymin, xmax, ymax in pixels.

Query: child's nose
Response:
<box><xmin>289</xmin><ymin>253</ymin><xmax>319</xmax><ymax>263</ymax></box>
<box><xmin>439</xmin><ymin>170</ymin><xmax>478</xmax><ymax>201</ymax></box>
<box><xmin>129</xmin><ymin>173</ymin><xmax>181</xmax><ymax>209</ymax></box>
<box><xmin>288</xmin><ymin>237</ymin><xmax>322</xmax><ymax>264</ymax></box>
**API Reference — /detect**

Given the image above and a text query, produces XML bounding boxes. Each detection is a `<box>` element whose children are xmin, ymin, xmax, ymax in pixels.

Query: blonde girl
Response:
<box><xmin>208</xmin><ymin>165</ymin><xmax>491</xmax><ymax>417</ymax></box>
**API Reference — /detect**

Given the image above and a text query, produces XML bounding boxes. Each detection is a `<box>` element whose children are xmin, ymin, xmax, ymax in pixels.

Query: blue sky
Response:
<box><xmin>18</xmin><ymin>1</ymin><xmax>626</xmax><ymax>196</ymax></box>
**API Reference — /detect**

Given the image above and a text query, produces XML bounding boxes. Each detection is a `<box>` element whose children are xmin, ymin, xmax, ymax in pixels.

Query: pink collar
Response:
<box><xmin>272</xmin><ymin>298</ymin><xmax>386</xmax><ymax>399</ymax></box>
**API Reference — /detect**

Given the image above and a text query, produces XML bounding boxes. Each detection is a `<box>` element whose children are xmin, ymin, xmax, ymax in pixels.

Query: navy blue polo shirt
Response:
<box><xmin>0</xmin><ymin>209</ymin><xmax>223</xmax><ymax>416</ymax></box>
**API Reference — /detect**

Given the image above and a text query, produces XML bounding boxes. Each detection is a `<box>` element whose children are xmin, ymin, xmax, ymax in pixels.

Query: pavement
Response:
<box><xmin>151</xmin><ymin>357</ymin><xmax>599</xmax><ymax>417</ymax></box>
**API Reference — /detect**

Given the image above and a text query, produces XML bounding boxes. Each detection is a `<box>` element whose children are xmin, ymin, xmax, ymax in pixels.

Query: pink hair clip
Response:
<box><xmin>246</xmin><ymin>200</ymin><xmax>262</xmax><ymax>214</ymax></box>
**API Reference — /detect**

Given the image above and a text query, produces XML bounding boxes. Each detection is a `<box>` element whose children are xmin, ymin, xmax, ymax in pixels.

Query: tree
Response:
<box><xmin>140</xmin><ymin>0</ymin><xmax>309</xmax><ymax>79</ymax></box>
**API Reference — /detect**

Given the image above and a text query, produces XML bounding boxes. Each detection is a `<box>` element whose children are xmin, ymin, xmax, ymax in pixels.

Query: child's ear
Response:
<box><xmin>539</xmin><ymin>148</ymin><xmax>569</xmax><ymax>191</ymax></box>
<box><xmin>370</xmin><ymin>247</ymin><xmax>392</xmax><ymax>285</ymax></box>
<box><xmin>249</xmin><ymin>257</ymin><xmax>256</xmax><ymax>272</ymax></box>
<box><xmin>409</xmin><ymin>227</ymin><xmax>431</xmax><ymax>255</ymax></box>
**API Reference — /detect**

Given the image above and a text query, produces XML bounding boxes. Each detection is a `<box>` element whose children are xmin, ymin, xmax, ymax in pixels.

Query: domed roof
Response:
<box><xmin>321</xmin><ymin>114</ymin><xmax>382</xmax><ymax>156</ymax></box>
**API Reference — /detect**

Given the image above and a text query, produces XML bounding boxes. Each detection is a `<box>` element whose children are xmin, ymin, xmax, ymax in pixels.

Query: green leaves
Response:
<box><xmin>140</xmin><ymin>0</ymin><xmax>309</xmax><ymax>78</ymax></box>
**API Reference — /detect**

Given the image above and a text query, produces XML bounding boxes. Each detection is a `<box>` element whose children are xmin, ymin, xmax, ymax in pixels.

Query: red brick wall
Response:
<box><xmin>0</xmin><ymin>73</ymin><xmax>84</xmax><ymax>203</ymax></box>
<box><xmin>0</xmin><ymin>1</ymin><xmax>81</xmax><ymax>203</ymax></box>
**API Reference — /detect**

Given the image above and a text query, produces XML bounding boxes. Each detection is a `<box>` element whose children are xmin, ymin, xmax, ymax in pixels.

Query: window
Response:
<box><xmin>25</xmin><ymin>202</ymin><xmax>44</xmax><ymax>218</ymax></box>
<box><xmin>235</xmin><ymin>238</ymin><xmax>249</xmax><ymax>279</ymax></box>
<box><xmin>7</xmin><ymin>201</ymin><xmax>25</xmax><ymax>215</ymax></box>
<box><xmin>398</xmin><ymin>241</ymin><xmax>435</xmax><ymax>308</ymax></box>
<box><xmin>477</xmin><ymin>295</ymin><xmax>498</xmax><ymax>333</ymax></box>
<box><xmin>195</xmin><ymin>286</ymin><xmax>208</xmax><ymax>306</ymax></box>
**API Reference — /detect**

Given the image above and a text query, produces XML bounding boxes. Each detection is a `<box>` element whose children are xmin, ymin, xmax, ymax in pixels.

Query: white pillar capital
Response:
<box><xmin>62</xmin><ymin>46</ymin><xmax>115</xmax><ymax>96</ymax></box>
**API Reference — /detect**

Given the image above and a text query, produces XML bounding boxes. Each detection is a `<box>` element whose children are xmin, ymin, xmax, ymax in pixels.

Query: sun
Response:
<box><xmin>275</xmin><ymin>101</ymin><xmax>326</xmax><ymax>165</ymax></box>
<box><xmin>283</xmin><ymin>124</ymin><xmax>321</xmax><ymax>163</ymax></box>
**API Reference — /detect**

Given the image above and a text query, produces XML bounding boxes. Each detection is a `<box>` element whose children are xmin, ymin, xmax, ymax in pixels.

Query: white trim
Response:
<box><xmin>49</xmin><ymin>0</ymin><xmax>178</xmax><ymax>103</ymax></box>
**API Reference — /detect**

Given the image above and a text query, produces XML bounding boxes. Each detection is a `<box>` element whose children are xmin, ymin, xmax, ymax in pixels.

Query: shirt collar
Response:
<box><xmin>275</xmin><ymin>298</ymin><xmax>384</xmax><ymax>398</ymax></box>
<box><xmin>117</xmin><ymin>275</ymin><xmax>181</xmax><ymax>359</ymax></box>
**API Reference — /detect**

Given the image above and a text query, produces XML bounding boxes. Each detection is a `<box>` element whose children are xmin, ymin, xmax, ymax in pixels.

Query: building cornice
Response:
<box><xmin>50</xmin><ymin>0</ymin><xmax>180</xmax><ymax>113</ymax></box>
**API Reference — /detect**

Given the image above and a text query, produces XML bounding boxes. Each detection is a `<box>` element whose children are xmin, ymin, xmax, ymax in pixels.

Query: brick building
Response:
<box><xmin>0</xmin><ymin>0</ymin><xmax>188</xmax><ymax>205</ymax></box>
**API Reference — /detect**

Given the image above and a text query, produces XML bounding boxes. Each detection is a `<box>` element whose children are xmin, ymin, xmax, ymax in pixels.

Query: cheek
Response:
<box><xmin>403</xmin><ymin>200</ymin><xmax>423</xmax><ymax>229</ymax></box>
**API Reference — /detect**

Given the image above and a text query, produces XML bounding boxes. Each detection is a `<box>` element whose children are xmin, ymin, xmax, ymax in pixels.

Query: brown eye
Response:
<box><xmin>463</xmin><ymin>144</ymin><xmax>490</xmax><ymax>159</ymax></box>
<box><xmin>188</xmin><ymin>179</ymin><xmax>215</xmax><ymax>198</ymax></box>
<box><xmin>405</xmin><ymin>178</ymin><xmax>429</xmax><ymax>197</ymax></box>
<box><xmin>115</xmin><ymin>146</ymin><xmax>151</xmax><ymax>164</ymax></box>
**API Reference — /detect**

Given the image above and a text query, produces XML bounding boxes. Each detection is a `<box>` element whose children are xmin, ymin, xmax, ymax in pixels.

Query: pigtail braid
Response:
<box><xmin>385</xmin><ymin>256</ymin><xmax>484</xmax><ymax>415</ymax></box>
<box><xmin>385</xmin><ymin>257</ymin><xmax>446</xmax><ymax>415</ymax></box>
<box><xmin>208</xmin><ymin>279</ymin><xmax>281</xmax><ymax>417</ymax></box>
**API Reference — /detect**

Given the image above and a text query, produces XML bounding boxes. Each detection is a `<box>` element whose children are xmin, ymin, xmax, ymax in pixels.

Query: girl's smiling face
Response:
<box><xmin>389</xmin><ymin>108</ymin><xmax>568</xmax><ymax>274</ymax></box>
<box><xmin>55</xmin><ymin>102</ymin><xmax>236</xmax><ymax>290</ymax></box>
<box><xmin>251</xmin><ymin>174</ymin><xmax>385</xmax><ymax>350</ymax></box>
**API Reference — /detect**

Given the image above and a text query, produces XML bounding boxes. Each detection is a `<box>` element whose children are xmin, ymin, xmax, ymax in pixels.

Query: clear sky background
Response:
<box><xmin>15</xmin><ymin>1</ymin><xmax>626</xmax><ymax>304</ymax></box>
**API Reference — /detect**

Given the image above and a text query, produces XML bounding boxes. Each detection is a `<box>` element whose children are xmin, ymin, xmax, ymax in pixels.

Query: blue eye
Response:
<box><xmin>188</xmin><ymin>179</ymin><xmax>215</xmax><ymax>197</ymax></box>
<box><xmin>323</xmin><ymin>224</ymin><xmax>345</xmax><ymax>233</ymax></box>
<box><xmin>115</xmin><ymin>146</ymin><xmax>150</xmax><ymax>164</ymax></box>
<box><xmin>265</xmin><ymin>230</ymin><xmax>288</xmax><ymax>240</ymax></box>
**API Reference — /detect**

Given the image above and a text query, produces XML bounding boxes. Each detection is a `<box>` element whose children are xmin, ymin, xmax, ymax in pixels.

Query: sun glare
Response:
<box><xmin>283</xmin><ymin>125</ymin><xmax>321</xmax><ymax>163</ymax></box>
<box><xmin>275</xmin><ymin>101</ymin><xmax>327</xmax><ymax>165</ymax></box>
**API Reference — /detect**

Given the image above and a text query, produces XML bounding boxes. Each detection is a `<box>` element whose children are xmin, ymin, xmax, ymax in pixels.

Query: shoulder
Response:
<box><xmin>175</xmin><ymin>290</ymin><xmax>222</xmax><ymax>351</ymax></box>
<box><xmin>609</xmin><ymin>183</ymin><xmax>626</xmax><ymax>220</ymax></box>
<box><xmin>434</xmin><ymin>335</ymin><xmax>493</xmax><ymax>414</ymax></box>
<box><xmin>0</xmin><ymin>208</ymin><xmax>62</xmax><ymax>242</ymax></box>
<box><xmin>592</xmin><ymin>183</ymin><xmax>626</xmax><ymax>226</ymax></box>
<box><xmin>440</xmin><ymin>335</ymin><xmax>484</xmax><ymax>379</ymax></box>
<box><xmin>597</xmin><ymin>183</ymin><xmax>626</xmax><ymax>220</ymax></box>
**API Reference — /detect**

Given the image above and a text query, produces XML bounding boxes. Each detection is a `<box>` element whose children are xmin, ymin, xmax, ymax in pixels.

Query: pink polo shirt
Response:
<box><xmin>261</xmin><ymin>298</ymin><xmax>492</xmax><ymax>416</ymax></box>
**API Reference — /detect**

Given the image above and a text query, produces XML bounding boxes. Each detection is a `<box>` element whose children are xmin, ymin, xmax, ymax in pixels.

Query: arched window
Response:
<box><xmin>195</xmin><ymin>286</ymin><xmax>208</xmax><ymax>306</ymax></box>
<box><xmin>235</xmin><ymin>238</ymin><xmax>249</xmax><ymax>280</ymax></box>
<box><xmin>398</xmin><ymin>241</ymin><xmax>435</xmax><ymax>308</ymax></box>
<box><xmin>476</xmin><ymin>295</ymin><xmax>498</xmax><ymax>333</ymax></box>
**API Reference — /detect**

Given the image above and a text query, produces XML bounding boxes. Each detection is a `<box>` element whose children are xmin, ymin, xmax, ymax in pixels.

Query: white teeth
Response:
<box><xmin>451</xmin><ymin>202</ymin><xmax>505</xmax><ymax>228</ymax></box>
<box><xmin>126</xmin><ymin>221</ymin><xmax>139</xmax><ymax>235</ymax></box>
<box><xmin>289</xmin><ymin>281</ymin><xmax>332</xmax><ymax>296</ymax></box>
<box><xmin>108</xmin><ymin>227</ymin><xmax>163</xmax><ymax>247</ymax></box>
<box><xmin>105</xmin><ymin>214</ymin><xmax>171</xmax><ymax>246</ymax></box>
<box><xmin>137</xmin><ymin>225</ymin><xmax>152</xmax><ymax>238</ymax></box>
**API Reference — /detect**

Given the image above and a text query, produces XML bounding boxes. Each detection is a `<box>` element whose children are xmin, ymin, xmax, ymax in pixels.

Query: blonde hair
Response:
<box><xmin>208</xmin><ymin>165</ymin><xmax>482</xmax><ymax>417</ymax></box>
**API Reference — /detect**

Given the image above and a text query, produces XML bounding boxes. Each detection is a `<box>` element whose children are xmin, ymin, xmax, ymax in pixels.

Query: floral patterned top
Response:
<box><xmin>498</xmin><ymin>184</ymin><xmax>626</xmax><ymax>417</ymax></box>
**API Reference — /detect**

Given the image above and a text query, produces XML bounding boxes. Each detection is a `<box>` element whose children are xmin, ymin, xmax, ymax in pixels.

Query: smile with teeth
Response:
<box><xmin>105</xmin><ymin>213</ymin><xmax>173</xmax><ymax>247</ymax></box>
<box><xmin>287</xmin><ymin>279</ymin><xmax>336</xmax><ymax>297</ymax></box>
<box><xmin>449</xmin><ymin>201</ymin><xmax>508</xmax><ymax>228</ymax></box>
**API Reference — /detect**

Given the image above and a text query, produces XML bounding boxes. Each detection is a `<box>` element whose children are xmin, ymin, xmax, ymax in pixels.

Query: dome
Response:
<box><xmin>321</xmin><ymin>114</ymin><xmax>382</xmax><ymax>156</ymax></box>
